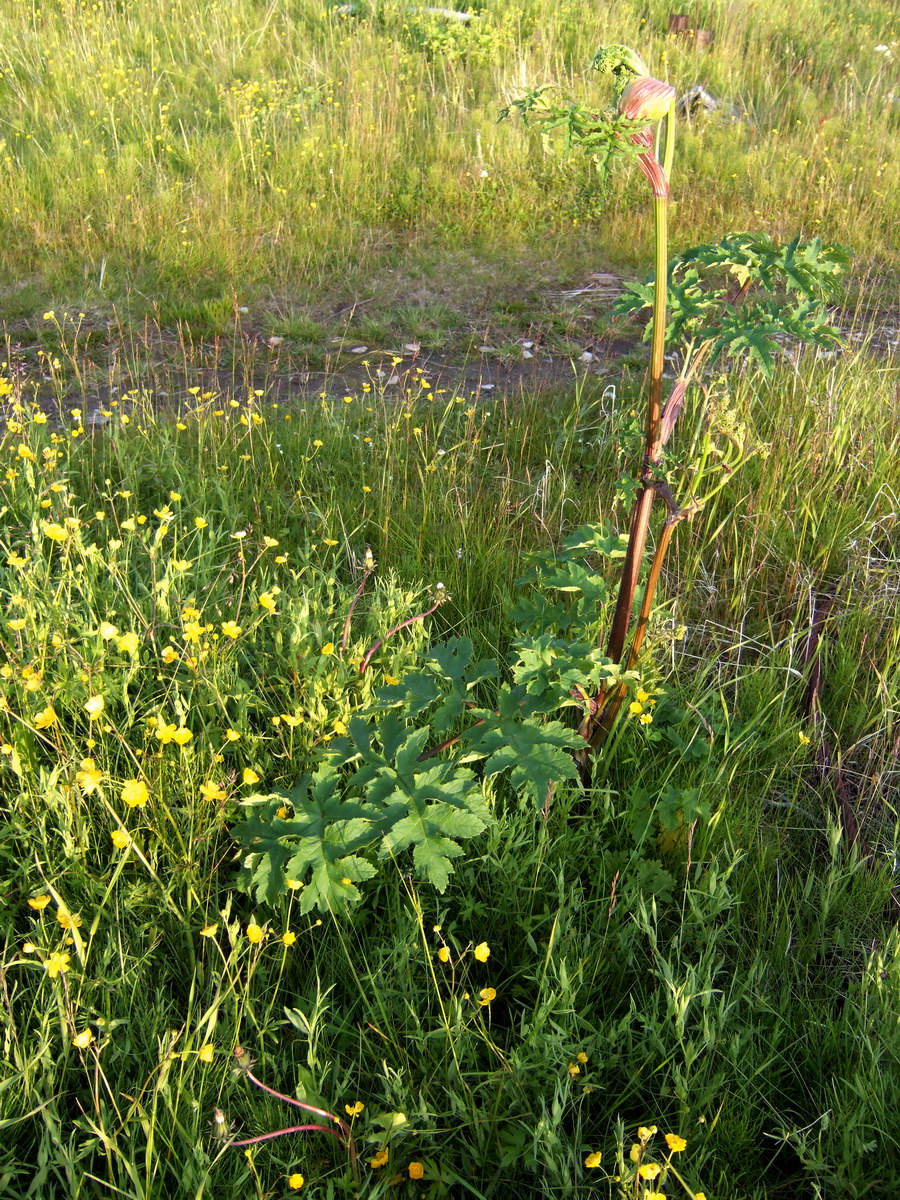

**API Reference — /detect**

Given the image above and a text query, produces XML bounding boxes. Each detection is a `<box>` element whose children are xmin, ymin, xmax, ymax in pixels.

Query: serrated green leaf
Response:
<box><xmin>412</xmin><ymin>836</ymin><xmax>464</xmax><ymax>892</ymax></box>
<box><xmin>475</xmin><ymin>718</ymin><xmax>582</xmax><ymax>806</ymax></box>
<box><xmin>299</xmin><ymin>856</ymin><xmax>378</xmax><ymax>914</ymax></box>
<box><xmin>425</xmin><ymin>637</ymin><xmax>474</xmax><ymax>683</ymax></box>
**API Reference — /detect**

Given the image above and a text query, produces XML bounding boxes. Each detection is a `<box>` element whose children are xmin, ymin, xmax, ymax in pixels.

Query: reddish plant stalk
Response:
<box><xmin>234</xmin><ymin>1064</ymin><xmax>358</xmax><ymax>1180</ymax></box>
<box><xmin>244</xmin><ymin>1069</ymin><xmax>352</xmax><ymax>1140</ymax></box>
<box><xmin>589</xmin><ymin>517</ymin><xmax>677</xmax><ymax>745</ymax></box>
<box><xmin>579</xmin><ymin>141</ymin><xmax>669</xmax><ymax>754</ymax></box>
<box><xmin>341</xmin><ymin>567</ymin><xmax>372</xmax><ymax>653</ymax></box>
<box><xmin>359</xmin><ymin>592</ymin><xmax>444</xmax><ymax>675</ymax></box>
<box><xmin>231</xmin><ymin>1123</ymin><xmax>343</xmax><ymax>1148</ymax></box>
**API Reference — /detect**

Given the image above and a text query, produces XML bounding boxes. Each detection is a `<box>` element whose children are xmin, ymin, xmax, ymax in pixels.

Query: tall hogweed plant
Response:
<box><xmin>234</xmin><ymin>46</ymin><xmax>850</xmax><ymax>907</ymax></box>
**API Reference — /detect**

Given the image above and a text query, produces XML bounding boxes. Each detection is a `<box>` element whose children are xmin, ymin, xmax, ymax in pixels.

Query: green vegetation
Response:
<box><xmin>3</xmin><ymin>341</ymin><xmax>899</xmax><ymax>1196</ymax></box>
<box><xmin>0</xmin><ymin>0</ymin><xmax>897</xmax><ymax>336</ymax></box>
<box><xmin>2</xmin><ymin>2</ymin><xmax>900</xmax><ymax>1198</ymax></box>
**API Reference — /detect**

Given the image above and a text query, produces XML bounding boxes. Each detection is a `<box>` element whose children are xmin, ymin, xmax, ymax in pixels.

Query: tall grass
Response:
<box><xmin>2</xmin><ymin>1</ymin><xmax>899</xmax><ymax>1194</ymax></box>
<box><xmin>0</xmin><ymin>0</ymin><xmax>897</xmax><ymax>327</ymax></box>
<box><xmin>2</xmin><ymin>333</ymin><xmax>899</xmax><ymax>1195</ymax></box>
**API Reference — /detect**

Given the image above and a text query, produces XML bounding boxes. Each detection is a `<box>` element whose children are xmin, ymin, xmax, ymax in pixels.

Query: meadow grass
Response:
<box><xmin>0</xmin><ymin>0</ymin><xmax>897</xmax><ymax>337</ymax></box>
<box><xmin>1</xmin><ymin>333</ymin><xmax>899</xmax><ymax>1196</ymax></box>
<box><xmin>2</xmin><ymin>0</ymin><xmax>900</xmax><ymax>1196</ymax></box>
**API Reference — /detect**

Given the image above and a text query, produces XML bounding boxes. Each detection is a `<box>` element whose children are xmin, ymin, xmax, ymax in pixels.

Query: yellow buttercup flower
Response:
<box><xmin>72</xmin><ymin>1029</ymin><xmax>94</xmax><ymax>1049</ymax></box>
<box><xmin>110</xmin><ymin>828</ymin><xmax>131</xmax><ymax>850</ymax></box>
<box><xmin>27</xmin><ymin>895</ymin><xmax>51</xmax><ymax>910</ymax></box>
<box><xmin>638</xmin><ymin>1163</ymin><xmax>661</xmax><ymax>1180</ymax></box>
<box><xmin>161</xmin><ymin>646</ymin><xmax>178</xmax><ymax>664</ymax></box>
<box><xmin>200</xmin><ymin>781</ymin><xmax>227</xmax><ymax>801</ymax></box>
<box><xmin>638</xmin><ymin>1126</ymin><xmax>658</xmax><ymax>1141</ymax></box>
<box><xmin>99</xmin><ymin>621</ymin><xmax>119</xmax><ymax>640</ymax></box>
<box><xmin>288</xmin><ymin>1174</ymin><xmax>305</xmax><ymax>1190</ymax></box>
<box><xmin>321</xmin><ymin>642</ymin><xmax>335</xmax><ymax>656</ymax></box>
<box><xmin>85</xmin><ymin>695</ymin><xmax>105</xmax><ymax>720</ymax></box>
<box><xmin>345</xmin><ymin>1101</ymin><xmax>364</xmax><ymax>1116</ymax></box>
<box><xmin>281</xmin><ymin>930</ymin><xmax>297</xmax><ymax>946</ymax></box>
<box><xmin>56</xmin><ymin>907</ymin><xmax>83</xmax><ymax>930</ymax></box>
<box><xmin>242</xmin><ymin>768</ymin><xmax>261</xmax><ymax>785</ymax></box>
<box><xmin>199</xmin><ymin>923</ymin><xmax>219</xmax><ymax>937</ymax></box>
<box><xmin>76</xmin><ymin>758</ymin><xmax>103</xmax><ymax>792</ymax></box>
<box><xmin>121</xmin><ymin>779</ymin><xmax>149</xmax><ymax>808</ymax></box>
<box><xmin>576</xmin><ymin>1052</ymin><xmax>589</xmax><ymax>1063</ymax></box>
<box><xmin>246</xmin><ymin>922</ymin><xmax>265</xmax><ymax>944</ymax></box>
<box><xmin>584</xmin><ymin>1151</ymin><xmax>602</xmax><ymax>1168</ymax></box>
<box><xmin>221</xmin><ymin>621</ymin><xmax>242</xmax><ymax>638</ymax></box>
<box><xmin>567</xmin><ymin>1062</ymin><xmax>581</xmax><ymax>1077</ymax></box>
<box><xmin>257</xmin><ymin>592</ymin><xmax>277</xmax><ymax>612</ymax></box>
<box><xmin>33</xmin><ymin>706</ymin><xmax>58</xmax><ymax>730</ymax></box>
<box><xmin>41</xmin><ymin>522</ymin><xmax>68</xmax><ymax>542</ymax></box>
<box><xmin>171</xmin><ymin>727</ymin><xmax>193</xmax><ymax>746</ymax></box>
<box><xmin>664</xmin><ymin>1133</ymin><xmax>687</xmax><ymax>1153</ymax></box>
<box><xmin>437</xmin><ymin>946</ymin><xmax>450</xmax><ymax>963</ymax></box>
<box><xmin>198</xmin><ymin>1043</ymin><xmax>215</xmax><ymax>1063</ymax></box>
<box><xmin>479</xmin><ymin>987</ymin><xmax>496</xmax><ymax>1006</ymax></box>
<box><xmin>473</xmin><ymin>942</ymin><xmax>490</xmax><ymax>962</ymax></box>
<box><xmin>118</xmin><ymin>631</ymin><xmax>140</xmax><ymax>654</ymax></box>
<box><xmin>408</xmin><ymin>1162</ymin><xmax>425</xmax><ymax>1180</ymax></box>
<box><xmin>369</xmin><ymin>1148</ymin><xmax>388</xmax><ymax>1169</ymax></box>
<box><xmin>44</xmin><ymin>951</ymin><xmax>71</xmax><ymax>979</ymax></box>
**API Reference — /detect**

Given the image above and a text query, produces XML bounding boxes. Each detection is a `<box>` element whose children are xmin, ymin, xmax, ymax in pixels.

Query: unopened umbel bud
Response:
<box><xmin>618</xmin><ymin>75</ymin><xmax>676</xmax><ymax>122</ymax></box>
<box><xmin>591</xmin><ymin>44</ymin><xmax>649</xmax><ymax>79</ymax></box>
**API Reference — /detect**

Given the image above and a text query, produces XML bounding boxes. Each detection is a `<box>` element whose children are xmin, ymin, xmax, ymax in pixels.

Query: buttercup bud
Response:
<box><xmin>618</xmin><ymin>75</ymin><xmax>676</xmax><ymax>122</ymax></box>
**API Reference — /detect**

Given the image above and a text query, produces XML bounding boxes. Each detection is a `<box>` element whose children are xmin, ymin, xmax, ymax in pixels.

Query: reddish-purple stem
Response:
<box><xmin>245</xmin><ymin>1070</ymin><xmax>351</xmax><ymax>1141</ymax></box>
<box><xmin>341</xmin><ymin>568</ymin><xmax>372</xmax><ymax>653</ymax></box>
<box><xmin>359</xmin><ymin>597</ymin><xmax>443</xmax><ymax>675</ymax></box>
<box><xmin>238</xmin><ymin>1068</ymin><xmax>358</xmax><ymax>1179</ymax></box>
<box><xmin>232</xmin><ymin>1123</ymin><xmax>343</xmax><ymax>1148</ymax></box>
